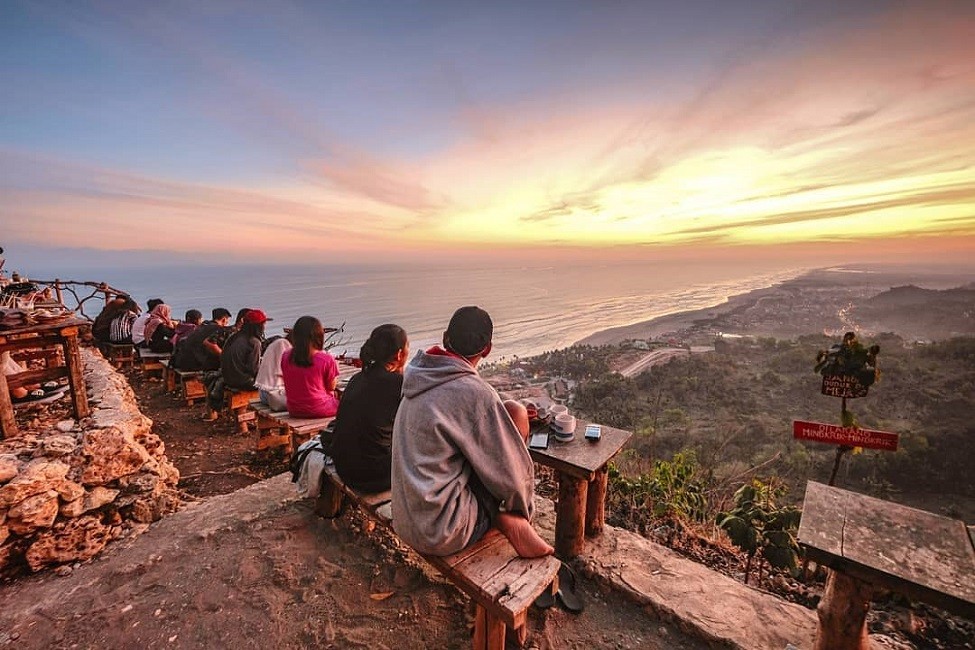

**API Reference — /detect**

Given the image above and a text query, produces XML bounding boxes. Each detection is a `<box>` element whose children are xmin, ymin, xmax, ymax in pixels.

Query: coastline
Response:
<box><xmin>575</xmin><ymin>277</ymin><xmax>801</xmax><ymax>347</ymax></box>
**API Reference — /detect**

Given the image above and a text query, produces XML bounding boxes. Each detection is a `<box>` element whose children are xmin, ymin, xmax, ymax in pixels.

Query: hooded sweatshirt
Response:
<box><xmin>391</xmin><ymin>347</ymin><xmax>535</xmax><ymax>556</ymax></box>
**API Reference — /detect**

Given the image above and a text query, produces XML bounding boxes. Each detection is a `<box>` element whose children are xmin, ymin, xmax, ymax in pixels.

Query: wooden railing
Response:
<box><xmin>27</xmin><ymin>279</ymin><xmax>129</xmax><ymax>322</ymax></box>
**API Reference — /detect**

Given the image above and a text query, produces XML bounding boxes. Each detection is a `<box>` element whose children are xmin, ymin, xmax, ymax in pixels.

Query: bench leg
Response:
<box><xmin>814</xmin><ymin>570</ymin><xmax>874</xmax><ymax>650</ymax></box>
<box><xmin>472</xmin><ymin>605</ymin><xmax>505</xmax><ymax>650</ymax></box>
<box><xmin>315</xmin><ymin>479</ymin><xmax>346</xmax><ymax>518</ymax></box>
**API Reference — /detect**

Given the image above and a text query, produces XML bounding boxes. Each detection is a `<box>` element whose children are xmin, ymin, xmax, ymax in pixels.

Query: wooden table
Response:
<box><xmin>798</xmin><ymin>481</ymin><xmax>975</xmax><ymax>649</ymax></box>
<box><xmin>528</xmin><ymin>420</ymin><xmax>632</xmax><ymax>558</ymax></box>
<box><xmin>0</xmin><ymin>317</ymin><xmax>91</xmax><ymax>438</ymax></box>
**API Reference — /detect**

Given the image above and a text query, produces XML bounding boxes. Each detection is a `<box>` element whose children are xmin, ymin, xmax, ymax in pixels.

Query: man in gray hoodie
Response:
<box><xmin>391</xmin><ymin>306</ymin><xmax>553</xmax><ymax>558</ymax></box>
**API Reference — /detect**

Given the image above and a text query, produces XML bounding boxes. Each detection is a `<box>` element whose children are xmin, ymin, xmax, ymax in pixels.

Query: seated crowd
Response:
<box><xmin>93</xmin><ymin>297</ymin><xmax>552</xmax><ymax>560</ymax></box>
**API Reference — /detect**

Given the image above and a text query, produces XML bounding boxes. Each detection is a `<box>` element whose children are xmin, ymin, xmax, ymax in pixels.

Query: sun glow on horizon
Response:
<box><xmin>2</xmin><ymin>1</ymin><xmax>974</xmax><ymax>265</ymax></box>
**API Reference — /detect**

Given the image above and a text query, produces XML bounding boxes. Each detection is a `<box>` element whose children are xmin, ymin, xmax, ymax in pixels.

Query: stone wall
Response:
<box><xmin>0</xmin><ymin>348</ymin><xmax>179</xmax><ymax>575</ymax></box>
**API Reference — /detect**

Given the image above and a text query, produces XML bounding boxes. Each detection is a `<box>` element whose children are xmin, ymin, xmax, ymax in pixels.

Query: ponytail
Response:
<box><xmin>359</xmin><ymin>324</ymin><xmax>407</xmax><ymax>372</ymax></box>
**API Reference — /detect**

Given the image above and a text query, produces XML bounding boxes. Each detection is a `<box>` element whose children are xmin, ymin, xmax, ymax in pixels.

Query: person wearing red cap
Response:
<box><xmin>219</xmin><ymin>308</ymin><xmax>270</xmax><ymax>392</ymax></box>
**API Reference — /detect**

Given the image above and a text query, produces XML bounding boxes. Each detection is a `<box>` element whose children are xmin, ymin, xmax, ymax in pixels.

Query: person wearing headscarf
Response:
<box><xmin>143</xmin><ymin>303</ymin><xmax>177</xmax><ymax>353</ymax></box>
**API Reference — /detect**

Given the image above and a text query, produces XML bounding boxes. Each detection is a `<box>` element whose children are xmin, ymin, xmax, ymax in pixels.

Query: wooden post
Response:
<box><xmin>585</xmin><ymin>465</ymin><xmax>609</xmax><ymax>537</ymax></box>
<box><xmin>814</xmin><ymin>570</ymin><xmax>874</xmax><ymax>650</ymax></box>
<box><xmin>62</xmin><ymin>330</ymin><xmax>89</xmax><ymax>420</ymax></box>
<box><xmin>472</xmin><ymin>604</ymin><xmax>505</xmax><ymax>650</ymax></box>
<box><xmin>54</xmin><ymin>279</ymin><xmax>63</xmax><ymax>306</ymax></box>
<box><xmin>0</xmin><ymin>368</ymin><xmax>16</xmax><ymax>439</ymax></box>
<box><xmin>555</xmin><ymin>473</ymin><xmax>587</xmax><ymax>558</ymax></box>
<box><xmin>828</xmin><ymin>397</ymin><xmax>851</xmax><ymax>486</ymax></box>
<box><xmin>315</xmin><ymin>480</ymin><xmax>345</xmax><ymax>518</ymax></box>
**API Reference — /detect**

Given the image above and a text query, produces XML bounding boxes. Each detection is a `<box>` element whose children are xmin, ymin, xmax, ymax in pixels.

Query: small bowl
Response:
<box><xmin>549</xmin><ymin>404</ymin><xmax>568</xmax><ymax>418</ymax></box>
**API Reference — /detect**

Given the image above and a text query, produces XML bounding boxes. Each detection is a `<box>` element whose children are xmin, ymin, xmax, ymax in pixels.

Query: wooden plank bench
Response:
<box><xmin>250</xmin><ymin>400</ymin><xmax>333</xmax><ymax>455</ymax></box>
<box><xmin>173</xmin><ymin>368</ymin><xmax>206</xmax><ymax>406</ymax></box>
<box><xmin>220</xmin><ymin>387</ymin><xmax>260</xmax><ymax>433</ymax></box>
<box><xmin>316</xmin><ymin>464</ymin><xmax>561</xmax><ymax>650</ymax></box>
<box><xmin>99</xmin><ymin>342</ymin><xmax>135</xmax><ymax>368</ymax></box>
<box><xmin>136</xmin><ymin>348</ymin><xmax>170</xmax><ymax>380</ymax></box>
<box><xmin>160</xmin><ymin>359</ymin><xmax>175</xmax><ymax>393</ymax></box>
<box><xmin>798</xmin><ymin>481</ymin><xmax>975</xmax><ymax>650</ymax></box>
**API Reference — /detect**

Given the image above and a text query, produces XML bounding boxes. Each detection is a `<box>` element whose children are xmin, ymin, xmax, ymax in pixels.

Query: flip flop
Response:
<box><xmin>533</xmin><ymin>589</ymin><xmax>555</xmax><ymax>609</ymax></box>
<box><xmin>555</xmin><ymin>563</ymin><xmax>584</xmax><ymax>613</ymax></box>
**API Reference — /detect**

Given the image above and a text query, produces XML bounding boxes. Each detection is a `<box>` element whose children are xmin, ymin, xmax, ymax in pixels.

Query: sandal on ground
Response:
<box><xmin>533</xmin><ymin>589</ymin><xmax>556</xmax><ymax>609</ymax></box>
<box><xmin>201</xmin><ymin>412</ymin><xmax>219</xmax><ymax>422</ymax></box>
<box><xmin>555</xmin><ymin>563</ymin><xmax>584</xmax><ymax>613</ymax></box>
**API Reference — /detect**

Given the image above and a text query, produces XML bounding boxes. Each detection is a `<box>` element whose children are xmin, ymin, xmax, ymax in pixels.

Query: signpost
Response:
<box><xmin>793</xmin><ymin>420</ymin><xmax>899</xmax><ymax>452</ymax></box>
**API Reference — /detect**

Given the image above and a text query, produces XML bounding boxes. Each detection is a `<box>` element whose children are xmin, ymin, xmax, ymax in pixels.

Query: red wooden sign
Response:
<box><xmin>793</xmin><ymin>420</ymin><xmax>899</xmax><ymax>451</ymax></box>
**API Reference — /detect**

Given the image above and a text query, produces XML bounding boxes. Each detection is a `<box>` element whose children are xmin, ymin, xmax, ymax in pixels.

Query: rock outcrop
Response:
<box><xmin>0</xmin><ymin>348</ymin><xmax>180</xmax><ymax>575</ymax></box>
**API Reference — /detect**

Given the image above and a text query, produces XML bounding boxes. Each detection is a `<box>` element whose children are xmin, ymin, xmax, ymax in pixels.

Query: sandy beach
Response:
<box><xmin>576</xmin><ymin>266</ymin><xmax>975</xmax><ymax>346</ymax></box>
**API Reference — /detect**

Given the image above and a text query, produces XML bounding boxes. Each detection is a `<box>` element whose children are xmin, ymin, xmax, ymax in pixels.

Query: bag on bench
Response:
<box><xmin>290</xmin><ymin>436</ymin><xmax>330</xmax><ymax>499</ymax></box>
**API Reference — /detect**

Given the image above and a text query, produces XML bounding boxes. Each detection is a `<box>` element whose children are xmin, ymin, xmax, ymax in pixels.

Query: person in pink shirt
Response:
<box><xmin>281</xmin><ymin>315</ymin><xmax>340</xmax><ymax>418</ymax></box>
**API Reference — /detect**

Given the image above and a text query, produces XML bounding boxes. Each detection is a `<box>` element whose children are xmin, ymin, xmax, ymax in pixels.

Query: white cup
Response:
<box><xmin>549</xmin><ymin>404</ymin><xmax>568</xmax><ymax>418</ymax></box>
<box><xmin>554</xmin><ymin>413</ymin><xmax>576</xmax><ymax>434</ymax></box>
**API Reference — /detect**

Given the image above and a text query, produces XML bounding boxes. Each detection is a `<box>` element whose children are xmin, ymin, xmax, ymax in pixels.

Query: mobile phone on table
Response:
<box><xmin>585</xmin><ymin>424</ymin><xmax>602</xmax><ymax>441</ymax></box>
<box><xmin>529</xmin><ymin>432</ymin><xmax>549</xmax><ymax>450</ymax></box>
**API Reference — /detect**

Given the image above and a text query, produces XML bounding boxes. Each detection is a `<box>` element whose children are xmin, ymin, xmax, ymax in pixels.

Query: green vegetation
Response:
<box><xmin>572</xmin><ymin>335</ymin><xmax>975</xmax><ymax>502</ymax></box>
<box><xmin>716</xmin><ymin>479</ymin><xmax>802</xmax><ymax>585</ymax></box>
<box><xmin>509</xmin><ymin>334</ymin><xmax>975</xmax><ymax>588</ymax></box>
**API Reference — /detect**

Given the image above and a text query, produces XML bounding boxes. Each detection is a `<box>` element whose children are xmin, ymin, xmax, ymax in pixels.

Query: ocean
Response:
<box><xmin>31</xmin><ymin>260</ymin><xmax>806</xmax><ymax>360</ymax></box>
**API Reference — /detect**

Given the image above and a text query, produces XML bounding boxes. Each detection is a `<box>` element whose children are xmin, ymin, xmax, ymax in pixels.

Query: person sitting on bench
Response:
<box><xmin>281</xmin><ymin>315</ymin><xmax>340</xmax><ymax>419</ymax></box>
<box><xmin>142</xmin><ymin>303</ymin><xmax>177</xmax><ymax>353</ymax></box>
<box><xmin>131</xmin><ymin>298</ymin><xmax>164</xmax><ymax>347</ymax></box>
<box><xmin>255</xmin><ymin>329</ymin><xmax>292</xmax><ymax>412</ymax></box>
<box><xmin>171</xmin><ymin>307</ymin><xmax>232</xmax><ymax>371</ymax></box>
<box><xmin>108</xmin><ymin>296</ymin><xmax>140</xmax><ymax>344</ymax></box>
<box><xmin>391</xmin><ymin>306</ymin><xmax>553</xmax><ymax>558</ymax></box>
<box><xmin>171</xmin><ymin>309</ymin><xmax>203</xmax><ymax>348</ymax></box>
<box><xmin>331</xmin><ymin>323</ymin><xmax>409</xmax><ymax>493</ymax></box>
<box><xmin>92</xmin><ymin>294</ymin><xmax>132</xmax><ymax>343</ymax></box>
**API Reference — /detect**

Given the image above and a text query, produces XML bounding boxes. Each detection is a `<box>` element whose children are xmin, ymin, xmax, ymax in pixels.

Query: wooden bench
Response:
<box><xmin>172</xmin><ymin>368</ymin><xmax>206</xmax><ymax>405</ymax></box>
<box><xmin>250</xmin><ymin>400</ymin><xmax>333</xmax><ymax>454</ymax></box>
<box><xmin>99</xmin><ymin>342</ymin><xmax>135</xmax><ymax>368</ymax></box>
<box><xmin>316</xmin><ymin>465</ymin><xmax>561</xmax><ymax>650</ymax></box>
<box><xmin>798</xmin><ymin>481</ymin><xmax>975</xmax><ymax>650</ymax></box>
<box><xmin>219</xmin><ymin>387</ymin><xmax>260</xmax><ymax>433</ymax></box>
<box><xmin>136</xmin><ymin>348</ymin><xmax>170</xmax><ymax>380</ymax></box>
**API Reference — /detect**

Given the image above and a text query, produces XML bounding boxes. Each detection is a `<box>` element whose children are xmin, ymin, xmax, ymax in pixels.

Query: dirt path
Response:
<box><xmin>0</xmin><ymin>366</ymin><xmax>707</xmax><ymax>649</ymax></box>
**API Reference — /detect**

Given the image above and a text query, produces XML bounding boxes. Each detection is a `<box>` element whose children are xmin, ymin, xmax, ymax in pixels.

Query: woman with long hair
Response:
<box><xmin>281</xmin><ymin>316</ymin><xmax>340</xmax><ymax>418</ymax></box>
<box><xmin>330</xmin><ymin>324</ymin><xmax>408</xmax><ymax>493</ymax></box>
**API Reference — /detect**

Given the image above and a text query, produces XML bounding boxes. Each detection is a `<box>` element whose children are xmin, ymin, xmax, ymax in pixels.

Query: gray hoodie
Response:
<box><xmin>391</xmin><ymin>348</ymin><xmax>535</xmax><ymax>556</ymax></box>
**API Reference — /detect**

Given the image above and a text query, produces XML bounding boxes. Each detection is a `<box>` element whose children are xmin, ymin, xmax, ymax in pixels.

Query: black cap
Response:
<box><xmin>445</xmin><ymin>306</ymin><xmax>493</xmax><ymax>357</ymax></box>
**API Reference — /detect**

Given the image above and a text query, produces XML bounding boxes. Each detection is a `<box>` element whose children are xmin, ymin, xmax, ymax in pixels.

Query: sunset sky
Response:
<box><xmin>2</xmin><ymin>0</ymin><xmax>974</xmax><ymax>267</ymax></box>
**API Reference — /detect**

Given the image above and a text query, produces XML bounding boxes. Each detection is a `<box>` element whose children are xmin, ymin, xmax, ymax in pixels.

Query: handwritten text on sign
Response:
<box><xmin>793</xmin><ymin>420</ymin><xmax>899</xmax><ymax>451</ymax></box>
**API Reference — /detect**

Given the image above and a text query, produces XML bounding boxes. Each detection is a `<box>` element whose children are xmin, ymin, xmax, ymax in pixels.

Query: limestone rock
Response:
<box><xmin>43</xmin><ymin>435</ymin><xmax>77</xmax><ymax>457</ymax></box>
<box><xmin>54</xmin><ymin>480</ymin><xmax>84</xmax><ymax>503</ymax></box>
<box><xmin>118</xmin><ymin>472</ymin><xmax>159</xmax><ymax>494</ymax></box>
<box><xmin>55</xmin><ymin>420</ymin><xmax>75</xmax><ymax>433</ymax></box>
<box><xmin>85</xmin><ymin>486</ymin><xmax>119</xmax><ymax>511</ymax></box>
<box><xmin>0</xmin><ymin>460</ymin><xmax>70</xmax><ymax>508</ymax></box>
<box><xmin>0</xmin><ymin>455</ymin><xmax>20</xmax><ymax>483</ymax></box>
<box><xmin>80</xmin><ymin>428</ymin><xmax>151</xmax><ymax>486</ymax></box>
<box><xmin>25</xmin><ymin>515</ymin><xmax>112</xmax><ymax>571</ymax></box>
<box><xmin>60</xmin><ymin>498</ymin><xmax>85</xmax><ymax>518</ymax></box>
<box><xmin>8</xmin><ymin>490</ymin><xmax>59</xmax><ymax>535</ymax></box>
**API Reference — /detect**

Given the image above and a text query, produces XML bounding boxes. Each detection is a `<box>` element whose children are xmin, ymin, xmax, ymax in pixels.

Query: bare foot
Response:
<box><xmin>496</xmin><ymin>512</ymin><xmax>554</xmax><ymax>558</ymax></box>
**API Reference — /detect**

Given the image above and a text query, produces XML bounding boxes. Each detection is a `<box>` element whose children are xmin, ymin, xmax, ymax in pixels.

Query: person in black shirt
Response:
<box><xmin>220</xmin><ymin>309</ymin><xmax>269</xmax><ymax>389</ymax></box>
<box><xmin>172</xmin><ymin>307</ymin><xmax>232</xmax><ymax>371</ymax></box>
<box><xmin>331</xmin><ymin>324</ymin><xmax>409</xmax><ymax>493</ymax></box>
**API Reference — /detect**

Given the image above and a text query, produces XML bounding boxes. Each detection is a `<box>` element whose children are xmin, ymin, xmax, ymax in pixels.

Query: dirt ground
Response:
<box><xmin>0</xmin><ymin>365</ymin><xmax>707</xmax><ymax>650</ymax></box>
